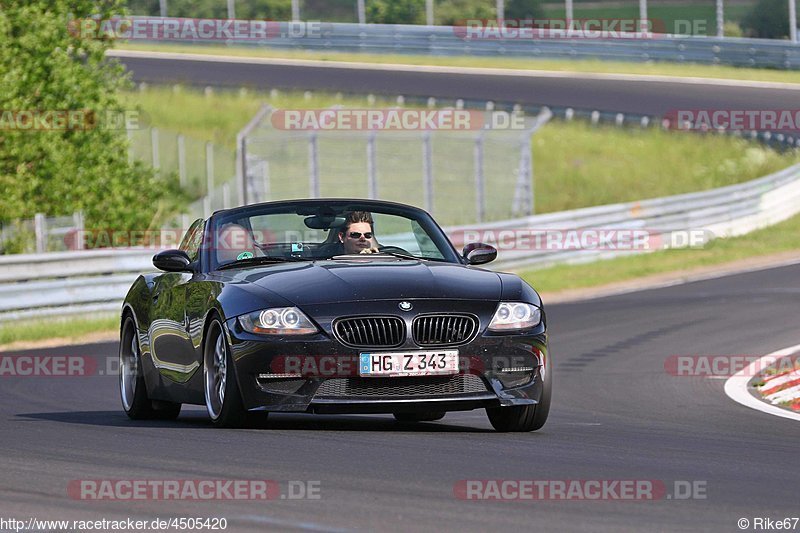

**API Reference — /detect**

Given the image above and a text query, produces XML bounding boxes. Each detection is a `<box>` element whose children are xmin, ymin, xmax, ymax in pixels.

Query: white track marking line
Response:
<box><xmin>724</xmin><ymin>344</ymin><xmax>800</xmax><ymax>422</ymax></box>
<box><xmin>106</xmin><ymin>49</ymin><xmax>800</xmax><ymax>91</ymax></box>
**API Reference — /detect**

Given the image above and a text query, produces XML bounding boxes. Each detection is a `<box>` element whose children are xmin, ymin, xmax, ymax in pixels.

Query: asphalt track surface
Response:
<box><xmin>115</xmin><ymin>53</ymin><xmax>800</xmax><ymax>115</ymax></box>
<box><xmin>2</xmin><ymin>263</ymin><xmax>799</xmax><ymax>532</ymax></box>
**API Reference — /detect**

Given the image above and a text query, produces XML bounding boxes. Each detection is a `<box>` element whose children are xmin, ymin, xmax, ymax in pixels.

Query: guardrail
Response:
<box><xmin>134</xmin><ymin>21</ymin><xmax>800</xmax><ymax>70</ymax></box>
<box><xmin>2</xmin><ymin>160</ymin><xmax>799</xmax><ymax>321</ymax></box>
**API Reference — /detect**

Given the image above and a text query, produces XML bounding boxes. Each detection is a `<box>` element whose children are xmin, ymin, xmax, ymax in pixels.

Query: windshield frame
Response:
<box><xmin>203</xmin><ymin>199</ymin><xmax>463</xmax><ymax>272</ymax></box>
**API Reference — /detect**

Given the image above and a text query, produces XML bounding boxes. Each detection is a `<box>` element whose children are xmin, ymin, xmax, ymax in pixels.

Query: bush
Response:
<box><xmin>126</xmin><ymin>0</ymin><xmax>292</xmax><ymax>19</ymax></box>
<box><xmin>435</xmin><ymin>0</ymin><xmax>496</xmax><ymax>25</ymax></box>
<box><xmin>0</xmin><ymin>0</ymin><xmax>186</xmax><ymax>237</ymax></box>
<box><xmin>741</xmin><ymin>0</ymin><xmax>790</xmax><ymax>39</ymax></box>
<box><xmin>505</xmin><ymin>0</ymin><xmax>545</xmax><ymax>20</ymax></box>
<box><xmin>367</xmin><ymin>0</ymin><xmax>426</xmax><ymax>24</ymax></box>
<box><xmin>723</xmin><ymin>20</ymin><xmax>744</xmax><ymax>38</ymax></box>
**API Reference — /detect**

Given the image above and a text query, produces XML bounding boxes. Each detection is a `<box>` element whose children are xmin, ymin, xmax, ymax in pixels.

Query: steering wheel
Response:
<box><xmin>378</xmin><ymin>245</ymin><xmax>412</xmax><ymax>255</ymax></box>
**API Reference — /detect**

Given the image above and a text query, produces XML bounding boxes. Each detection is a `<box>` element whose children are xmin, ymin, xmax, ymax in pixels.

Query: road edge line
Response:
<box><xmin>724</xmin><ymin>344</ymin><xmax>800</xmax><ymax>422</ymax></box>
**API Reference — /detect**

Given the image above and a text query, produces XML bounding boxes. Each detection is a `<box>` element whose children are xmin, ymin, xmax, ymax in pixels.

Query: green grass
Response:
<box><xmin>122</xmin><ymin>85</ymin><xmax>800</xmax><ymax>221</ymax></box>
<box><xmin>115</xmin><ymin>42</ymin><xmax>800</xmax><ymax>85</ymax></box>
<box><xmin>0</xmin><ymin>315</ymin><xmax>118</xmax><ymax>347</ymax></box>
<box><xmin>520</xmin><ymin>210</ymin><xmax>800</xmax><ymax>293</ymax></box>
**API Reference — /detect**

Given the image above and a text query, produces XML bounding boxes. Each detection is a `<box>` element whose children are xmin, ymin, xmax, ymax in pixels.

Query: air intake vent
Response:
<box><xmin>412</xmin><ymin>314</ymin><xmax>478</xmax><ymax>346</ymax></box>
<box><xmin>315</xmin><ymin>374</ymin><xmax>488</xmax><ymax>398</ymax></box>
<box><xmin>333</xmin><ymin>316</ymin><xmax>406</xmax><ymax>348</ymax></box>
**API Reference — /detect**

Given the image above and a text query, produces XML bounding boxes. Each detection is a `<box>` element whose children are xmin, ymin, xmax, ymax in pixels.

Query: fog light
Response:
<box><xmin>495</xmin><ymin>366</ymin><xmax>536</xmax><ymax>388</ymax></box>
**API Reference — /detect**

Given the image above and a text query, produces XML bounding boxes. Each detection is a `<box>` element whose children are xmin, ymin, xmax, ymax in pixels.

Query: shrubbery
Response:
<box><xmin>0</xmin><ymin>0</ymin><xmax>186</xmax><ymax>238</ymax></box>
<box><xmin>741</xmin><ymin>0</ymin><xmax>791</xmax><ymax>39</ymax></box>
<box><xmin>125</xmin><ymin>0</ymin><xmax>545</xmax><ymax>24</ymax></box>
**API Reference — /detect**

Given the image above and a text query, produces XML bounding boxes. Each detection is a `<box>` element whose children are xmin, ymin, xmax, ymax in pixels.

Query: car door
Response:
<box><xmin>150</xmin><ymin>219</ymin><xmax>204</xmax><ymax>383</ymax></box>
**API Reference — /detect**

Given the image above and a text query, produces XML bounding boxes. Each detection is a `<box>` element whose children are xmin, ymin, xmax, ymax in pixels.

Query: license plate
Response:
<box><xmin>359</xmin><ymin>350</ymin><xmax>459</xmax><ymax>377</ymax></box>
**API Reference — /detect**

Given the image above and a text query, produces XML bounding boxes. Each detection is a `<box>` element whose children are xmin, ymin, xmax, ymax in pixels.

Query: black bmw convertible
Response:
<box><xmin>119</xmin><ymin>199</ymin><xmax>550</xmax><ymax>432</ymax></box>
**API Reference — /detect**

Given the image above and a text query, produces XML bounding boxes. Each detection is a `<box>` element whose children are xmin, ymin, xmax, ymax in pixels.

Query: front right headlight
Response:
<box><xmin>487</xmin><ymin>302</ymin><xmax>541</xmax><ymax>331</ymax></box>
<box><xmin>238</xmin><ymin>307</ymin><xmax>318</xmax><ymax>335</ymax></box>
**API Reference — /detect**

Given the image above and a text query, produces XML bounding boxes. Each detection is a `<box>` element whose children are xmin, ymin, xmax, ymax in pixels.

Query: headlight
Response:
<box><xmin>239</xmin><ymin>307</ymin><xmax>318</xmax><ymax>335</ymax></box>
<box><xmin>487</xmin><ymin>302</ymin><xmax>541</xmax><ymax>331</ymax></box>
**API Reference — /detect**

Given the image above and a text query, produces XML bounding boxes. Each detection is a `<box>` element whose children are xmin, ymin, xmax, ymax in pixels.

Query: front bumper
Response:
<box><xmin>225</xmin><ymin>302</ymin><xmax>548</xmax><ymax>414</ymax></box>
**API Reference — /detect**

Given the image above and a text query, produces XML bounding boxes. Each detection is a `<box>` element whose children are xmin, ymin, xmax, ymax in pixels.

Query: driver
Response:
<box><xmin>338</xmin><ymin>211</ymin><xmax>380</xmax><ymax>254</ymax></box>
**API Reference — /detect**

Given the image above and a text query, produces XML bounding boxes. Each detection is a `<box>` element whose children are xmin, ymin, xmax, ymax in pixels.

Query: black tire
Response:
<box><xmin>486</xmin><ymin>359</ymin><xmax>551</xmax><ymax>432</ymax></box>
<box><xmin>393</xmin><ymin>411</ymin><xmax>446</xmax><ymax>422</ymax></box>
<box><xmin>120</xmin><ymin>316</ymin><xmax>181</xmax><ymax>420</ymax></box>
<box><xmin>204</xmin><ymin>317</ymin><xmax>248</xmax><ymax>428</ymax></box>
<box><xmin>151</xmin><ymin>400</ymin><xmax>182</xmax><ymax>420</ymax></box>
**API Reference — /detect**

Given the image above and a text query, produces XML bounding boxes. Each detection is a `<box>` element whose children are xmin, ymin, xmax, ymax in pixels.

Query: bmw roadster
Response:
<box><xmin>119</xmin><ymin>199</ymin><xmax>550</xmax><ymax>431</ymax></box>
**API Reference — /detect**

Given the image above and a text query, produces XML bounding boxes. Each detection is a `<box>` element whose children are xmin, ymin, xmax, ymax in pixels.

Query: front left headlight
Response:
<box><xmin>239</xmin><ymin>307</ymin><xmax>318</xmax><ymax>335</ymax></box>
<box><xmin>487</xmin><ymin>302</ymin><xmax>542</xmax><ymax>331</ymax></box>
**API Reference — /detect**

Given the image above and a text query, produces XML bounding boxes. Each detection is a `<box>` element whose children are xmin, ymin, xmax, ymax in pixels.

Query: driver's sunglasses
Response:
<box><xmin>348</xmin><ymin>231</ymin><xmax>373</xmax><ymax>239</ymax></box>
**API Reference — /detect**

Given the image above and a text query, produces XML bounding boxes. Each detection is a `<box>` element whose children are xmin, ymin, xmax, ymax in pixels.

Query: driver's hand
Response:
<box><xmin>359</xmin><ymin>246</ymin><xmax>380</xmax><ymax>254</ymax></box>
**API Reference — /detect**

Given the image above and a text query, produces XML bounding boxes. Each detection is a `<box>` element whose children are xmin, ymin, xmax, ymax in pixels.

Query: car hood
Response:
<box><xmin>227</xmin><ymin>259</ymin><xmax>502</xmax><ymax>305</ymax></box>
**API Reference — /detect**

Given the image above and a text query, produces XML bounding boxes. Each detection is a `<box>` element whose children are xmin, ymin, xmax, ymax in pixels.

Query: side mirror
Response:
<box><xmin>153</xmin><ymin>249</ymin><xmax>192</xmax><ymax>272</ymax></box>
<box><xmin>463</xmin><ymin>243</ymin><xmax>497</xmax><ymax>265</ymax></box>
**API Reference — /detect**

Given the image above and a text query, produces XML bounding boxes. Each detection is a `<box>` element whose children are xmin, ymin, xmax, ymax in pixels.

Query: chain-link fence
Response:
<box><xmin>0</xmin><ymin>212</ymin><xmax>85</xmax><ymax>254</ymax></box>
<box><xmin>127</xmin><ymin>125</ymin><xmax>237</xmax><ymax>227</ymax></box>
<box><xmin>237</xmin><ymin>105</ymin><xmax>550</xmax><ymax>226</ymax></box>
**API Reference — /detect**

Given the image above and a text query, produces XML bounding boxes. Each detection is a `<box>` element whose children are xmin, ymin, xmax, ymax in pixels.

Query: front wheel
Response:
<box><xmin>486</xmin><ymin>360</ymin><xmax>551</xmax><ymax>432</ymax></box>
<box><xmin>204</xmin><ymin>318</ymin><xmax>247</xmax><ymax>428</ymax></box>
<box><xmin>119</xmin><ymin>316</ymin><xmax>181</xmax><ymax>420</ymax></box>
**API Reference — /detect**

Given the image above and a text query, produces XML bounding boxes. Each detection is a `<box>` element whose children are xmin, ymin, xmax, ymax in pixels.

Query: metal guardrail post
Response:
<box><xmin>159</xmin><ymin>0</ymin><xmax>167</xmax><ymax>17</ymax></box>
<box><xmin>474</xmin><ymin>132</ymin><xmax>485</xmax><ymax>223</ymax></box>
<box><xmin>716</xmin><ymin>0</ymin><xmax>725</xmax><ymax>38</ymax></box>
<box><xmin>292</xmin><ymin>0</ymin><xmax>300</xmax><ymax>21</ymax></box>
<box><xmin>309</xmin><ymin>132</ymin><xmax>320</xmax><ymax>198</ymax></box>
<box><xmin>565</xmin><ymin>0</ymin><xmax>573</xmax><ymax>21</ymax></box>
<box><xmin>422</xmin><ymin>132</ymin><xmax>434</xmax><ymax>215</ymax></box>
<box><xmin>73</xmin><ymin>211</ymin><xmax>84</xmax><ymax>251</ymax></box>
<box><xmin>236</xmin><ymin>105</ymin><xmax>272</xmax><ymax>207</ymax></box>
<box><xmin>496</xmin><ymin>0</ymin><xmax>504</xmax><ymax>20</ymax></box>
<box><xmin>791</xmin><ymin>0</ymin><xmax>798</xmax><ymax>43</ymax></box>
<box><xmin>227</xmin><ymin>0</ymin><xmax>235</xmax><ymax>19</ymax></box>
<box><xmin>357</xmin><ymin>0</ymin><xmax>366</xmax><ymax>24</ymax></box>
<box><xmin>34</xmin><ymin>213</ymin><xmax>46</xmax><ymax>254</ymax></box>
<box><xmin>426</xmin><ymin>0</ymin><xmax>434</xmax><ymax>26</ymax></box>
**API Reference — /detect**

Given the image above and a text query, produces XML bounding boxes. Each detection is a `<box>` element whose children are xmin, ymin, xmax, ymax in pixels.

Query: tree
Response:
<box><xmin>366</xmin><ymin>0</ymin><xmax>426</xmax><ymax>24</ymax></box>
<box><xmin>0</xmin><ymin>0</ymin><xmax>186</xmax><ymax>239</ymax></box>
<box><xmin>505</xmin><ymin>0</ymin><xmax>545</xmax><ymax>20</ymax></box>
<box><xmin>435</xmin><ymin>0</ymin><xmax>496</xmax><ymax>25</ymax></box>
<box><xmin>741</xmin><ymin>0</ymin><xmax>790</xmax><ymax>39</ymax></box>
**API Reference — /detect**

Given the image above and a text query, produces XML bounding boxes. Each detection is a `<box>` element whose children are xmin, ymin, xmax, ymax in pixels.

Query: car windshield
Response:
<box><xmin>207</xmin><ymin>201</ymin><xmax>460</xmax><ymax>270</ymax></box>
